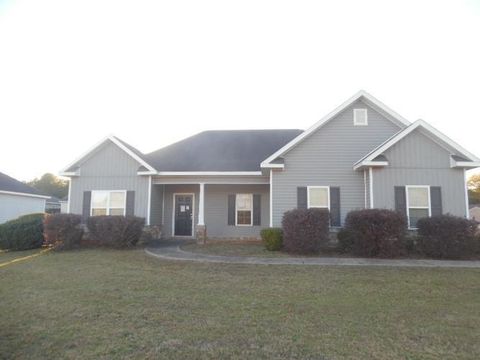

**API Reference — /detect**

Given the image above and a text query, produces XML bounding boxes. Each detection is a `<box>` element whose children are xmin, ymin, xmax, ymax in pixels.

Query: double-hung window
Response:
<box><xmin>91</xmin><ymin>190</ymin><xmax>127</xmax><ymax>216</ymax></box>
<box><xmin>406</xmin><ymin>186</ymin><xmax>431</xmax><ymax>228</ymax></box>
<box><xmin>236</xmin><ymin>194</ymin><xmax>252</xmax><ymax>226</ymax></box>
<box><xmin>307</xmin><ymin>186</ymin><xmax>330</xmax><ymax>209</ymax></box>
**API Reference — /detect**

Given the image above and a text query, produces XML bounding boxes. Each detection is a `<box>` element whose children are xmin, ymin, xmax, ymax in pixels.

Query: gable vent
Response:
<box><xmin>354</xmin><ymin>108</ymin><xmax>368</xmax><ymax>126</ymax></box>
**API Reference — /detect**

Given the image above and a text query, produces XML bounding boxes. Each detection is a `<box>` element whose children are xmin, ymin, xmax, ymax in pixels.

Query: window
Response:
<box><xmin>91</xmin><ymin>190</ymin><xmax>126</xmax><ymax>216</ymax></box>
<box><xmin>354</xmin><ymin>108</ymin><xmax>368</xmax><ymax>126</ymax></box>
<box><xmin>406</xmin><ymin>186</ymin><xmax>430</xmax><ymax>228</ymax></box>
<box><xmin>236</xmin><ymin>194</ymin><xmax>252</xmax><ymax>226</ymax></box>
<box><xmin>307</xmin><ymin>186</ymin><xmax>330</xmax><ymax>209</ymax></box>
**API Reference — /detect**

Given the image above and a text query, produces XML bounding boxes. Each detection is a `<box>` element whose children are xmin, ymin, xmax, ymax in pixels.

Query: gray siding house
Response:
<box><xmin>0</xmin><ymin>172</ymin><xmax>49</xmax><ymax>224</ymax></box>
<box><xmin>60</xmin><ymin>91</ymin><xmax>480</xmax><ymax>239</ymax></box>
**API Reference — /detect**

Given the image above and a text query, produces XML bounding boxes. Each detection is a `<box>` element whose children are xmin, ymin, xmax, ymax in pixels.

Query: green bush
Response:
<box><xmin>0</xmin><ymin>213</ymin><xmax>45</xmax><ymax>251</ymax></box>
<box><xmin>43</xmin><ymin>214</ymin><xmax>83</xmax><ymax>250</ymax></box>
<box><xmin>342</xmin><ymin>209</ymin><xmax>407</xmax><ymax>258</ymax></box>
<box><xmin>336</xmin><ymin>228</ymin><xmax>354</xmax><ymax>253</ymax></box>
<box><xmin>282</xmin><ymin>208</ymin><xmax>330</xmax><ymax>254</ymax></box>
<box><xmin>416</xmin><ymin>215</ymin><xmax>479</xmax><ymax>259</ymax></box>
<box><xmin>260</xmin><ymin>228</ymin><xmax>283</xmax><ymax>251</ymax></box>
<box><xmin>87</xmin><ymin>216</ymin><xmax>145</xmax><ymax>248</ymax></box>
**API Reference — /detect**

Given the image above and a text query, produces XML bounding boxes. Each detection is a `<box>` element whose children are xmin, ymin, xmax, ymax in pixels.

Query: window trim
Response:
<box><xmin>406</xmin><ymin>185</ymin><xmax>431</xmax><ymax>229</ymax></box>
<box><xmin>307</xmin><ymin>186</ymin><xmax>330</xmax><ymax>209</ymax></box>
<box><xmin>90</xmin><ymin>190</ymin><xmax>127</xmax><ymax>216</ymax></box>
<box><xmin>354</xmin><ymin>108</ymin><xmax>368</xmax><ymax>126</ymax></box>
<box><xmin>235</xmin><ymin>193</ymin><xmax>253</xmax><ymax>227</ymax></box>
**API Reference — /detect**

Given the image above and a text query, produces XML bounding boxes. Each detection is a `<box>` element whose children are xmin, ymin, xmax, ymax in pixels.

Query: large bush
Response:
<box><xmin>0</xmin><ymin>213</ymin><xmax>45</xmax><ymax>251</ymax></box>
<box><xmin>87</xmin><ymin>216</ymin><xmax>145</xmax><ymax>248</ymax></box>
<box><xmin>282</xmin><ymin>208</ymin><xmax>330</xmax><ymax>254</ymax></box>
<box><xmin>260</xmin><ymin>228</ymin><xmax>283</xmax><ymax>251</ymax></box>
<box><xmin>342</xmin><ymin>209</ymin><xmax>407</xmax><ymax>258</ymax></box>
<box><xmin>43</xmin><ymin>214</ymin><xmax>83</xmax><ymax>250</ymax></box>
<box><xmin>416</xmin><ymin>215</ymin><xmax>479</xmax><ymax>259</ymax></box>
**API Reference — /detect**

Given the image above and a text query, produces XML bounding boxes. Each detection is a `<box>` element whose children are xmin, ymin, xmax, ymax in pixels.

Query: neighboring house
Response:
<box><xmin>0</xmin><ymin>172</ymin><xmax>49</xmax><ymax>224</ymax></box>
<box><xmin>59</xmin><ymin>197</ymin><xmax>68</xmax><ymax>213</ymax></box>
<box><xmin>60</xmin><ymin>90</ymin><xmax>480</xmax><ymax>239</ymax></box>
<box><xmin>469</xmin><ymin>206</ymin><xmax>480</xmax><ymax>221</ymax></box>
<box><xmin>45</xmin><ymin>196</ymin><xmax>61</xmax><ymax>213</ymax></box>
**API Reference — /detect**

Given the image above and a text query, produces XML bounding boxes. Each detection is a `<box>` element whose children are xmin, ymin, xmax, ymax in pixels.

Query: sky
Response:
<box><xmin>1</xmin><ymin>0</ymin><xmax>480</xmax><ymax>181</ymax></box>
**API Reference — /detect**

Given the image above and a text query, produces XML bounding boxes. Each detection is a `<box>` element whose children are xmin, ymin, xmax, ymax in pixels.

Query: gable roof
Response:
<box><xmin>60</xmin><ymin>135</ymin><xmax>156</xmax><ymax>175</ymax></box>
<box><xmin>354</xmin><ymin>119</ymin><xmax>480</xmax><ymax>170</ymax></box>
<box><xmin>144</xmin><ymin>130</ymin><xmax>303</xmax><ymax>172</ymax></box>
<box><xmin>0</xmin><ymin>172</ymin><xmax>49</xmax><ymax>199</ymax></box>
<box><xmin>261</xmin><ymin>90</ymin><xmax>411</xmax><ymax>168</ymax></box>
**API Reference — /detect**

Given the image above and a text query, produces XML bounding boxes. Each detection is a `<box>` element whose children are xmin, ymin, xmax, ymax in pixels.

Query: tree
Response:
<box><xmin>467</xmin><ymin>174</ymin><xmax>480</xmax><ymax>205</ymax></box>
<box><xmin>26</xmin><ymin>173</ymin><xmax>68</xmax><ymax>199</ymax></box>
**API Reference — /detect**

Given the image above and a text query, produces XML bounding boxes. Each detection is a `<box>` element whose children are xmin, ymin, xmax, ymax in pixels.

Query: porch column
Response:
<box><xmin>198</xmin><ymin>183</ymin><xmax>205</xmax><ymax>225</ymax></box>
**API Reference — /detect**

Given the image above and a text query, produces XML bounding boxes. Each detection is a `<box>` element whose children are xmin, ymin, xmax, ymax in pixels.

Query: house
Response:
<box><xmin>45</xmin><ymin>196</ymin><xmax>61</xmax><ymax>213</ymax></box>
<box><xmin>60</xmin><ymin>91</ymin><xmax>480</xmax><ymax>239</ymax></box>
<box><xmin>469</xmin><ymin>206</ymin><xmax>480</xmax><ymax>222</ymax></box>
<box><xmin>0</xmin><ymin>171</ymin><xmax>50</xmax><ymax>224</ymax></box>
<box><xmin>59</xmin><ymin>197</ymin><xmax>69</xmax><ymax>213</ymax></box>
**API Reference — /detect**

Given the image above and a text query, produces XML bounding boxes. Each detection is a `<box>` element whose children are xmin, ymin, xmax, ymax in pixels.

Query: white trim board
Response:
<box><xmin>90</xmin><ymin>190</ymin><xmax>127</xmax><ymax>216</ymax></box>
<box><xmin>306</xmin><ymin>186</ymin><xmax>330</xmax><ymax>210</ymax></box>
<box><xmin>354</xmin><ymin>119</ymin><xmax>480</xmax><ymax>170</ymax></box>
<box><xmin>261</xmin><ymin>90</ymin><xmax>410</xmax><ymax>168</ymax></box>
<box><xmin>60</xmin><ymin>135</ymin><xmax>156</xmax><ymax>175</ymax></box>
<box><xmin>405</xmin><ymin>185</ymin><xmax>431</xmax><ymax>229</ymax></box>
<box><xmin>0</xmin><ymin>190</ymin><xmax>50</xmax><ymax>200</ymax></box>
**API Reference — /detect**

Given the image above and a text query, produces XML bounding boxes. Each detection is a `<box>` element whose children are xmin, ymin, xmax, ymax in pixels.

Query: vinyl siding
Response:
<box><xmin>69</xmin><ymin>141</ymin><xmax>149</xmax><ymax>219</ymax></box>
<box><xmin>272</xmin><ymin>99</ymin><xmax>403</xmax><ymax>226</ymax></box>
<box><xmin>150</xmin><ymin>184</ymin><xmax>164</xmax><ymax>226</ymax></box>
<box><xmin>160</xmin><ymin>184</ymin><xmax>269</xmax><ymax>238</ymax></box>
<box><xmin>0</xmin><ymin>194</ymin><xmax>46</xmax><ymax>224</ymax></box>
<box><xmin>373</xmin><ymin>129</ymin><xmax>467</xmax><ymax>216</ymax></box>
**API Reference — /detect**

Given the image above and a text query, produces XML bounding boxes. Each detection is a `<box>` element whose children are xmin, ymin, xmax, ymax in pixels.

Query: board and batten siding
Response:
<box><xmin>69</xmin><ymin>141</ymin><xmax>150</xmax><ymax>219</ymax></box>
<box><xmin>0</xmin><ymin>194</ymin><xmax>46</xmax><ymax>224</ymax></box>
<box><xmin>373</xmin><ymin>129</ymin><xmax>467</xmax><ymax>217</ymax></box>
<box><xmin>272</xmin><ymin>99</ymin><xmax>403</xmax><ymax>226</ymax></box>
<box><xmin>160</xmin><ymin>184</ymin><xmax>269</xmax><ymax>238</ymax></box>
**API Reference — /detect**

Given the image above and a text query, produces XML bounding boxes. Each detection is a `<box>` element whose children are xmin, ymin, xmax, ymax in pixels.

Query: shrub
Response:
<box><xmin>416</xmin><ymin>215</ymin><xmax>479</xmax><ymax>259</ymax></box>
<box><xmin>260</xmin><ymin>228</ymin><xmax>283</xmax><ymax>251</ymax></box>
<box><xmin>336</xmin><ymin>228</ymin><xmax>354</xmax><ymax>253</ymax></box>
<box><xmin>0</xmin><ymin>213</ymin><xmax>45</xmax><ymax>251</ymax></box>
<box><xmin>87</xmin><ymin>216</ymin><xmax>145</xmax><ymax>248</ymax></box>
<box><xmin>282</xmin><ymin>208</ymin><xmax>330</xmax><ymax>254</ymax></box>
<box><xmin>343</xmin><ymin>209</ymin><xmax>407</xmax><ymax>258</ymax></box>
<box><xmin>43</xmin><ymin>214</ymin><xmax>83</xmax><ymax>250</ymax></box>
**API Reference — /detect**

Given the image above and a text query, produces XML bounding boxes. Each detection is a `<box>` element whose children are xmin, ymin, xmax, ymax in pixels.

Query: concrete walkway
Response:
<box><xmin>145</xmin><ymin>241</ymin><xmax>480</xmax><ymax>268</ymax></box>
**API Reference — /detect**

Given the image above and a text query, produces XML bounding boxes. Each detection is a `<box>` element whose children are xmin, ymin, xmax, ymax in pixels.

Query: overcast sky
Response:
<box><xmin>1</xmin><ymin>0</ymin><xmax>479</xmax><ymax>181</ymax></box>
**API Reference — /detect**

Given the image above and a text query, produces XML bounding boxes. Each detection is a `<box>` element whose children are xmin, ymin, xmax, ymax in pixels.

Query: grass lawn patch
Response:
<box><xmin>1</xmin><ymin>249</ymin><xmax>479</xmax><ymax>359</ymax></box>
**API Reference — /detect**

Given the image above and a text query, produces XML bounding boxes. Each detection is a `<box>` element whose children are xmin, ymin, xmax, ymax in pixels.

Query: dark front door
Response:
<box><xmin>174</xmin><ymin>194</ymin><xmax>193</xmax><ymax>236</ymax></box>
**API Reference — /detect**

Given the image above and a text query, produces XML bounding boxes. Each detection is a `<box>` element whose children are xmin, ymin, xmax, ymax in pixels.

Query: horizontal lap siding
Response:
<box><xmin>69</xmin><ymin>141</ymin><xmax>149</xmax><ymax>219</ymax></box>
<box><xmin>0</xmin><ymin>194</ymin><xmax>46</xmax><ymax>224</ymax></box>
<box><xmin>272</xmin><ymin>100</ymin><xmax>402</xmax><ymax>226</ymax></box>
<box><xmin>205</xmin><ymin>184</ymin><xmax>269</xmax><ymax>238</ymax></box>
<box><xmin>374</xmin><ymin>130</ymin><xmax>467</xmax><ymax>216</ymax></box>
<box><xmin>150</xmin><ymin>184</ymin><xmax>164</xmax><ymax>226</ymax></box>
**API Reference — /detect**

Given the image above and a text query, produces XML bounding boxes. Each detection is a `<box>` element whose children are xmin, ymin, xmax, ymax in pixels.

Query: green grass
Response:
<box><xmin>1</xmin><ymin>249</ymin><xmax>479</xmax><ymax>359</ymax></box>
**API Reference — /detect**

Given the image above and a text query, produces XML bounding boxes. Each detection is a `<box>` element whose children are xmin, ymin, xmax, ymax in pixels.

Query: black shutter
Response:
<box><xmin>253</xmin><ymin>194</ymin><xmax>261</xmax><ymax>226</ymax></box>
<box><xmin>126</xmin><ymin>191</ymin><xmax>135</xmax><ymax>216</ymax></box>
<box><xmin>394</xmin><ymin>186</ymin><xmax>407</xmax><ymax>218</ymax></box>
<box><xmin>430</xmin><ymin>186</ymin><xmax>442</xmax><ymax>216</ymax></box>
<box><xmin>228</xmin><ymin>194</ymin><xmax>236</xmax><ymax>225</ymax></box>
<box><xmin>82</xmin><ymin>191</ymin><xmax>91</xmax><ymax>222</ymax></box>
<box><xmin>297</xmin><ymin>187</ymin><xmax>307</xmax><ymax>209</ymax></box>
<box><xmin>330</xmin><ymin>187</ymin><xmax>341</xmax><ymax>227</ymax></box>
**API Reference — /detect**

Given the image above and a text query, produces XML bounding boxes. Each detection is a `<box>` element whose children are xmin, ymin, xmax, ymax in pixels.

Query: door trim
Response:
<box><xmin>172</xmin><ymin>193</ymin><xmax>195</xmax><ymax>237</ymax></box>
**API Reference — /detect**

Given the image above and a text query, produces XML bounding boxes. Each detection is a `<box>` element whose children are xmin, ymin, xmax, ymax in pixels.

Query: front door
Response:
<box><xmin>174</xmin><ymin>194</ymin><xmax>193</xmax><ymax>236</ymax></box>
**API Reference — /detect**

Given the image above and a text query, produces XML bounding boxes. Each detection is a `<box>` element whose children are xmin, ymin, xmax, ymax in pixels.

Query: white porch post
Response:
<box><xmin>198</xmin><ymin>183</ymin><xmax>205</xmax><ymax>225</ymax></box>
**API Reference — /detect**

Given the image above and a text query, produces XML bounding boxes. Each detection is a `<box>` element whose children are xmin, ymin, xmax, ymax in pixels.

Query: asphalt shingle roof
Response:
<box><xmin>0</xmin><ymin>172</ymin><xmax>45</xmax><ymax>196</ymax></box>
<box><xmin>144</xmin><ymin>129</ymin><xmax>303</xmax><ymax>171</ymax></box>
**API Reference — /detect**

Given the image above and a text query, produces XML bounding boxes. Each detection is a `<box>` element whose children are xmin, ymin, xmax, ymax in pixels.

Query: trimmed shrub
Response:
<box><xmin>87</xmin><ymin>216</ymin><xmax>145</xmax><ymax>248</ymax></box>
<box><xmin>0</xmin><ymin>213</ymin><xmax>45</xmax><ymax>251</ymax></box>
<box><xmin>416</xmin><ymin>215</ymin><xmax>479</xmax><ymax>259</ymax></box>
<box><xmin>336</xmin><ymin>228</ymin><xmax>354</xmax><ymax>254</ymax></box>
<box><xmin>343</xmin><ymin>209</ymin><xmax>407</xmax><ymax>258</ymax></box>
<box><xmin>260</xmin><ymin>228</ymin><xmax>283</xmax><ymax>251</ymax></box>
<box><xmin>282</xmin><ymin>208</ymin><xmax>330</xmax><ymax>254</ymax></box>
<box><xmin>43</xmin><ymin>214</ymin><xmax>83</xmax><ymax>250</ymax></box>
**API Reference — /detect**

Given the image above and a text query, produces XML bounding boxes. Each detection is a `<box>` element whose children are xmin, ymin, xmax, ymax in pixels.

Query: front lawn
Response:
<box><xmin>1</xmin><ymin>249</ymin><xmax>479</xmax><ymax>359</ymax></box>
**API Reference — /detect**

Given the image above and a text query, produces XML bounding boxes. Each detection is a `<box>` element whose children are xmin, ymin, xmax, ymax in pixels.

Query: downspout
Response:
<box><xmin>269</xmin><ymin>169</ymin><xmax>273</xmax><ymax>227</ymax></box>
<box><xmin>369</xmin><ymin>167</ymin><xmax>374</xmax><ymax>209</ymax></box>
<box><xmin>363</xmin><ymin>169</ymin><xmax>367</xmax><ymax>209</ymax></box>
<box><xmin>146</xmin><ymin>175</ymin><xmax>152</xmax><ymax>226</ymax></box>
<box><xmin>464</xmin><ymin>169</ymin><xmax>470</xmax><ymax>218</ymax></box>
<box><xmin>67</xmin><ymin>178</ymin><xmax>72</xmax><ymax>213</ymax></box>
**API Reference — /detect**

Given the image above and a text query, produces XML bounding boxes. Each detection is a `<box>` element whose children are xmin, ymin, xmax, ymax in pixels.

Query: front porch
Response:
<box><xmin>147</xmin><ymin>176</ymin><xmax>270</xmax><ymax>241</ymax></box>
